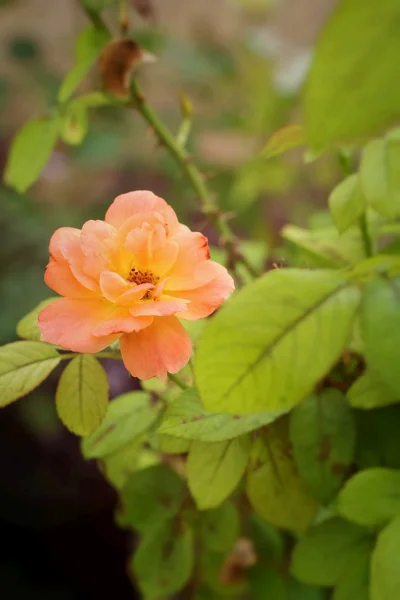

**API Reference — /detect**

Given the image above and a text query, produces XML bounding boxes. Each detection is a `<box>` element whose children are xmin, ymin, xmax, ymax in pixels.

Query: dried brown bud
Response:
<box><xmin>219</xmin><ymin>538</ymin><xmax>257</xmax><ymax>585</ymax></box>
<box><xmin>99</xmin><ymin>38</ymin><xmax>156</xmax><ymax>97</ymax></box>
<box><xmin>132</xmin><ymin>0</ymin><xmax>155</xmax><ymax>20</ymax></box>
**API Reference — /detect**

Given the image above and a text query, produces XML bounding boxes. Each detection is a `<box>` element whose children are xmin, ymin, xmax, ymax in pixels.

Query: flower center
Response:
<box><xmin>127</xmin><ymin>267</ymin><xmax>160</xmax><ymax>286</ymax></box>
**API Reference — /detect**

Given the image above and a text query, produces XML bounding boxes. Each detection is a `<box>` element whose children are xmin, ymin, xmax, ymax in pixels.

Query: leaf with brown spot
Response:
<box><xmin>290</xmin><ymin>389</ymin><xmax>356</xmax><ymax>504</ymax></box>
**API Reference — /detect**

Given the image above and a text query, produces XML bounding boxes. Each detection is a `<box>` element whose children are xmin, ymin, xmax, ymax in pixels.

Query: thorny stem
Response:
<box><xmin>80</xmin><ymin>3</ymin><xmax>259</xmax><ymax>280</ymax></box>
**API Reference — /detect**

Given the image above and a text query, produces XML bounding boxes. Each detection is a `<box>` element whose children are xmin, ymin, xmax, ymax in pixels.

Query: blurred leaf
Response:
<box><xmin>333</xmin><ymin>538</ymin><xmax>373</xmax><ymax>600</ymax></box>
<box><xmin>150</xmin><ymin>433</ymin><xmax>191</xmax><ymax>454</ymax></box>
<box><xmin>347</xmin><ymin>370</ymin><xmax>398</xmax><ymax>410</ymax></box>
<box><xmin>122</xmin><ymin>464</ymin><xmax>185</xmax><ymax>533</ymax></box>
<box><xmin>81</xmin><ymin>390</ymin><xmax>160</xmax><ymax>458</ymax></box>
<box><xmin>337</xmin><ymin>468</ymin><xmax>400</xmax><ymax>527</ymax></box>
<box><xmin>16</xmin><ymin>298</ymin><xmax>56</xmax><ymax>341</ymax></box>
<box><xmin>4</xmin><ymin>116</ymin><xmax>60</xmax><ymax>193</ymax></box>
<box><xmin>132</xmin><ymin>521</ymin><xmax>194</xmax><ymax>598</ymax></box>
<box><xmin>282</xmin><ymin>224</ymin><xmax>366</xmax><ymax>268</ymax></box>
<box><xmin>58</xmin><ymin>25</ymin><xmax>110</xmax><ymax>103</ymax></box>
<box><xmin>287</xmin><ymin>579</ymin><xmax>326</xmax><ymax>600</ymax></box>
<box><xmin>211</xmin><ymin>241</ymin><xmax>268</xmax><ymax>283</ymax></box>
<box><xmin>360</xmin><ymin>138</ymin><xmax>400</xmax><ymax>219</ymax></box>
<box><xmin>370</xmin><ymin>516</ymin><xmax>400</xmax><ymax>600</ymax></box>
<box><xmin>262</xmin><ymin>124</ymin><xmax>305</xmax><ymax>159</ymax></box>
<box><xmin>56</xmin><ymin>354</ymin><xmax>108</xmax><ymax>436</ymax></box>
<box><xmin>0</xmin><ymin>341</ymin><xmax>60</xmax><ymax>407</ymax></box>
<box><xmin>290</xmin><ymin>389</ymin><xmax>356</xmax><ymax>504</ymax></box>
<box><xmin>329</xmin><ymin>174</ymin><xmax>366</xmax><ymax>234</ymax></box>
<box><xmin>246</xmin><ymin>420</ymin><xmax>318</xmax><ymax>532</ymax></box>
<box><xmin>100</xmin><ymin>437</ymin><xmax>143</xmax><ymax>489</ymax></box>
<box><xmin>81</xmin><ymin>0</ymin><xmax>113</xmax><ymax>10</ymax></box>
<box><xmin>361</xmin><ymin>277</ymin><xmax>400</xmax><ymax>397</ymax></box>
<box><xmin>157</xmin><ymin>388</ymin><xmax>284</xmax><ymax>442</ymax></box>
<box><xmin>248</xmin><ymin>514</ymin><xmax>285</xmax><ymax>564</ymax></box>
<box><xmin>355</xmin><ymin>405</ymin><xmax>400</xmax><ymax>470</ymax></box>
<box><xmin>248</xmin><ymin>568</ymin><xmax>286</xmax><ymax>600</ymax></box>
<box><xmin>291</xmin><ymin>517</ymin><xmax>371</xmax><ymax>586</ymax></box>
<box><xmin>187</xmin><ymin>436</ymin><xmax>249</xmax><ymax>509</ymax></box>
<box><xmin>200</xmin><ymin>501</ymin><xmax>240</xmax><ymax>553</ymax></box>
<box><xmin>60</xmin><ymin>102</ymin><xmax>89</xmax><ymax>145</ymax></box>
<box><xmin>196</xmin><ymin>269</ymin><xmax>360</xmax><ymax>414</ymax></box>
<box><xmin>71</xmin><ymin>91</ymin><xmax>112</xmax><ymax>107</ymax></box>
<box><xmin>303</xmin><ymin>0</ymin><xmax>400</xmax><ymax>149</ymax></box>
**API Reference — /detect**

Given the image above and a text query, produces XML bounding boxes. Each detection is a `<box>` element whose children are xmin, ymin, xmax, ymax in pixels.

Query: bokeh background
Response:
<box><xmin>0</xmin><ymin>0</ymin><xmax>339</xmax><ymax>597</ymax></box>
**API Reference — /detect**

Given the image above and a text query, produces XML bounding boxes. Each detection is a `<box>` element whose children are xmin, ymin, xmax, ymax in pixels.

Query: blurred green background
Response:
<box><xmin>0</xmin><ymin>0</ymin><xmax>340</xmax><ymax>597</ymax></box>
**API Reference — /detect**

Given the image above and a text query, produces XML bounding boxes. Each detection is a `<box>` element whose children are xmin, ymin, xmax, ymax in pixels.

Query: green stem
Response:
<box><xmin>80</xmin><ymin>2</ymin><xmax>259</xmax><ymax>280</ymax></box>
<box><xmin>336</xmin><ymin>149</ymin><xmax>373</xmax><ymax>258</ymax></box>
<box><xmin>359</xmin><ymin>213</ymin><xmax>373</xmax><ymax>257</ymax></box>
<box><xmin>168</xmin><ymin>372</ymin><xmax>188</xmax><ymax>390</ymax></box>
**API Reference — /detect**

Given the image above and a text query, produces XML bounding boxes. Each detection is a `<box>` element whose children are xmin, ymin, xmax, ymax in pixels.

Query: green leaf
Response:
<box><xmin>187</xmin><ymin>436</ymin><xmax>249</xmax><ymax>509</ymax></box>
<box><xmin>287</xmin><ymin>579</ymin><xmax>326</xmax><ymax>600</ymax></box>
<box><xmin>81</xmin><ymin>391</ymin><xmax>161</xmax><ymax>458</ymax></box>
<box><xmin>291</xmin><ymin>517</ymin><xmax>371</xmax><ymax>586</ymax></box>
<box><xmin>248</xmin><ymin>568</ymin><xmax>286</xmax><ymax>600</ymax></box>
<box><xmin>361</xmin><ymin>277</ymin><xmax>400</xmax><ymax>397</ymax></box>
<box><xmin>16</xmin><ymin>298</ymin><xmax>57</xmax><ymax>341</ymax></box>
<box><xmin>100</xmin><ymin>438</ymin><xmax>143</xmax><ymax>490</ymax></box>
<box><xmin>56</xmin><ymin>354</ymin><xmax>108</xmax><ymax>436</ymax></box>
<box><xmin>348</xmin><ymin>370</ymin><xmax>398</xmax><ymax>410</ymax></box>
<box><xmin>262</xmin><ymin>124</ymin><xmax>305</xmax><ymax>159</ymax></box>
<box><xmin>360</xmin><ymin>138</ymin><xmax>400</xmax><ymax>219</ymax></box>
<box><xmin>157</xmin><ymin>388</ymin><xmax>284</xmax><ymax>442</ymax></box>
<box><xmin>329</xmin><ymin>174</ymin><xmax>366</xmax><ymax>234</ymax></box>
<box><xmin>333</xmin><ymin>539</ymin><xmax>373</xmax><ymax>600</ymax></box>
<box><xmin>282</xmin><ymin>225</ymin><xmax>348</xmax><ymax>268</ymax></box>
<box><xmin>121</xmin><ymin>464</ymin><xmax>185</xmax><ymax>533</ymax></box>
<box><xmin>355</xmin><ymin>406</ymin><xmax>400</xmax><ymax>470</ymax></box>
<box><xmin>4</xmin><ymin>117</ymin><xmax>60</xmax><ymax>193</ymax></box>
<box><xmin>337</xmin><ymin>468</ymin><xmax>400</xmax><ymax>527</ymax></box>
<box><xmin>246</xmin><ymin>420</ymin><xmax>318</xmax><ymax>532</ymax></box>
<box><xmin>0</xmin><ymin>341</ymin><xmax>60</xmax><ymax>407</ymax></box>
<box><xmin>196</xmin><ymin>269</ymin><xmax>360</xmax><ymax>414</ymax></box>
<box><xmin>150</xmin><ymin>433</ymin><xmax>191</xmax><ymax>454</ymax></box>
<box><xmin>200</xmin><ymin>501</ymin><xmax>240</xmax><ymax>553</ymax></box>
<box><xmin>58</xmin><ymin>25</ymin><xmax>110</xmax><ymax>103</ymax></box>
<box><xmin>290</xmin><ymin>389</ymin><xmax>356</xmax><ymax>504</ymax></box>
<box><xmin>303</xmin><ymin>0</ymin><xmax>400</xmax><ymax>149</ymax></box>
<box><xmin>132</xmin><ymin>520</ymin><xmax>194</xmax><ymax>598</ymax></box>
<box><xmin>81</xmin><ymin>0</ymin><xmax>113</xmax><ymax>10</ymax></box>
<box><xmin>60</xmin><ymin>102</ymin><xmax>88</xmax><ymax>146</ymax></box>
<box><xmin>371</xmin><ymin>516</ymin><xmax>400</xmax><ymax>600</ymax></box>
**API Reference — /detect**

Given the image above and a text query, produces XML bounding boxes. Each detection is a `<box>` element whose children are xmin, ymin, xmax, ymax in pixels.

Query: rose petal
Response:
<box><xmin>39</xmin><ymin>298</ymin><xmax>120</xmax><ymax>353</ymax></box>
<box><xmin>120</xmin><ymin>315</ymin><xmax>192</xmax><ymax>380</ymax></box>
<box><xmin>174</xmin><ymin>261</ymin><xmax>235</xmax><ymax>320</ymax></box>
<box><xmin>45</xmin><ymin>258</ymin><xmax>95</xmax><ymax>299</ymax></box>
<box><xmin>105</xmin><ymin>190</ymin><xmax>179</xmax><ymax>234</ymax></box>
<box><xmin>129</xmin><ymin>296</ymin><xmax>189</xmax><ymax>317</ymax></box>
<box><xmin>99</xmin><ymin>270</ymin><xmax>131</xmax><ymax>302</ymax></box>
<box><xmin>164</xmin><ymin>231</ymin><xmax>214</xmax><ymax>290</ymax></box>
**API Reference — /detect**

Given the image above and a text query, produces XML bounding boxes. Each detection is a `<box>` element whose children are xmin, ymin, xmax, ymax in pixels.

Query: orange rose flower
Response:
<box><xmin>39</xmin><ymin>191</ymin><xmax>234</xmax><ymax>380</ymax></box>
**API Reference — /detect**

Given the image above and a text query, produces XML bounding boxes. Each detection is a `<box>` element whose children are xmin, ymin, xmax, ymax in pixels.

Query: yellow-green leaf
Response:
<box><xmin>16</xmin><ymin>298</ymin><xmax>56</xmax><ymax>341</ymax></box>
<box><xmin>262</xmin><ymin>124</ymin><xmax>305</xmax><ymax>159</ymax></box>
<box><xmin>196</xmin><ymin>269</ymin><xmax>360</xmax><ymax>414</ymax></box>
<box><xmin>247</xmin><ymin>419</ymin><xmax>318</xmax><ymax>532</ymax></box>
<box><xmin>0</xmin><ymin>341</ymin><xmax>60</xmax><ymax>407</ymax></box>
<box><xmin>4</xmin><ymin>117</ymin><xmax>60</xmax><ymax>193</ymax></box>
<box><xmin>187</xmin><ymin>436</ymin><xmax>250</xmax><ymax>509</ymax></box>
<box><xmin>56</xmin><ymin>354</ymin><xmax>108</xmax><ymax>436</ymax></box>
